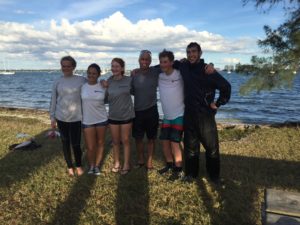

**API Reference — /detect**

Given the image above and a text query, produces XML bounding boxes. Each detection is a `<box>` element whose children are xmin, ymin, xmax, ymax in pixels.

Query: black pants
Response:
<box><xmin>183</xmin><ymin>110</ymin><xmax>220</xmax><ymax>179</ymax></box>
<box><xmin>57</xmin><ymin>120</ymin><xmax>82</xmax><ymax>168</ymax></box>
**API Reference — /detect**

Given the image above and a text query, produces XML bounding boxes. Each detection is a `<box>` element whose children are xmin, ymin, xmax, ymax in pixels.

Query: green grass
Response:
<box><xmin>0</xmin><ymin>109</ymin><xmax>299</xmax><ymax>225</ymax></box>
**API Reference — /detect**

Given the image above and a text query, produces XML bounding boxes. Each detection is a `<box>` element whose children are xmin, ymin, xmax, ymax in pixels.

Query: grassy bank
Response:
<box><xmin>0</xmin><ymin>108</ymin><xmax>299</xmax><ymax>225</ymax></box>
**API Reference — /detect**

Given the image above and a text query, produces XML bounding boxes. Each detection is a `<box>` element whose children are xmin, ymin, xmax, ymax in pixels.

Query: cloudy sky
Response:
<box><xmin>0</xmin><ymin>0</ymin><xmax>287</xmax><ymax>70</ymax></box>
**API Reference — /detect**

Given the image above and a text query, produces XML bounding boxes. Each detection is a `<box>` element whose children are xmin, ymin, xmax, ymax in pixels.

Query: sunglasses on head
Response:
<box><xmin>140</xmin><ymin>50</ymin><xmax>152</xmax><ymax>56</ymax></box>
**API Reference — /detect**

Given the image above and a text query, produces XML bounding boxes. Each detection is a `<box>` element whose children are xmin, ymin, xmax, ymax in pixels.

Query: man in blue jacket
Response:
<box><xmin>174</xmin><ymin>42</ymin><xmax>231</xmax><ymax>183</ymax></box>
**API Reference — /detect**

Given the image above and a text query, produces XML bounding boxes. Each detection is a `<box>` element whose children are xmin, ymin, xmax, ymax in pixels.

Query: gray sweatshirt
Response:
<box><xmin>131</xmin><ymin>67</ymin><xmax>160</xmax><ymax>111</ymax></box>
<box><xmin>50</xmin><ymin>75</ymin><xmax>86</xmax><ymax>122</ymax></box>
<box><xmin>107</xmin><ymin>76</ymin><xmax>135</xmax><ymax>121</ymax></box>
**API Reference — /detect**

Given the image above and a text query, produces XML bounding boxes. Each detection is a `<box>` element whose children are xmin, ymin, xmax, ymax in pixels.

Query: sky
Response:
<box><xmin>0</xmin><ymin>0</ymin><xmax>288</xmax><ymax>70</ymax></box>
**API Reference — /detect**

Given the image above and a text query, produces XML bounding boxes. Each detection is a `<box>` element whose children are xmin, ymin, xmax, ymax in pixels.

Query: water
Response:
<box><xmin>0</xmin><ymin>71</ymin><xmax>299</xmax><ymax>124</ymax></box>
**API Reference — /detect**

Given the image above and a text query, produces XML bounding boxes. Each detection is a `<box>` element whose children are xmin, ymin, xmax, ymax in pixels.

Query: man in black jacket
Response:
<box><xmin>175</xmin><ymin>42</ymin><xmax>231</xmax><ymax>183</ymax></box>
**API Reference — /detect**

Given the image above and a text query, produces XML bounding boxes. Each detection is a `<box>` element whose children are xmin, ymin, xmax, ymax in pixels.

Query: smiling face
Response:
<box><xmin>186</xmin><ymin>46</ymin><xmax>202</xmax><ymax>64</ymax></box>
<box><xmin>87</xmin><ymin>67</ymin><xmax>100</xmax><ymax>84</ymax></box>
<box><xmin>159</xmin><ymin>56</ymin><xmax>173</xmax><ymax>74</ymax></box>
<box><xmin>61</xmin><ymin>60</ymin><xmax>75</xmax><ymax>76</ymax></box>
<box><xmin>139</xmin><ymin>53</ymin><xmax>152</xmax><ymax>69</ymax></box>
<box><xmin>111</xmin><ymin>60</ymin><xmax>124</xmax><ymax>76</ymax></box>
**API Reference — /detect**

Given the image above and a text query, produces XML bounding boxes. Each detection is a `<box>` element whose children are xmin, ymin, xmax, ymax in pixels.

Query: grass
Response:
<box><xmin>0</xmin><ymin>108</ymin><xmax>299</xmax><ymax>225</ymax></box>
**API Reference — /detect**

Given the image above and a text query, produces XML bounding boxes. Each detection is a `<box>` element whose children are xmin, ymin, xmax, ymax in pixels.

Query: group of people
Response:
<box><xmin>50</xmin><ymin>42</ymin><xmax>231</xmax><ymax>183</ymax></box>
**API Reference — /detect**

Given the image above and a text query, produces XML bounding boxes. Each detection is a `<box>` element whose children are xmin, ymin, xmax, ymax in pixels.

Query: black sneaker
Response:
<box><xmin>181</xmin><ymin>175</ymin><xmax>196</xmax><ymax>183</ymax></box>
<box><xmin>168</xmin><ymin>170</ymin><xmax>185</xmax><ymax>181</ymax></box>
<box><xmin>210</xmin><ymin>177</ymin><xmax>225</xmax><ymax>188</ymax></box>
<box><xmin>158</xmin><ymin>165</ymin><xmax>172</xmax><ymax>175</ymax></box>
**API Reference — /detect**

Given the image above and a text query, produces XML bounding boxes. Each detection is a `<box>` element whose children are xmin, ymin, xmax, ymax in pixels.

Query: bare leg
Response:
<box><xmin>171</xmin><ymin>141</ymin><xmax>183</xmax><ymax>167</ymax></box>
<box><xmin>109</xmin><ymin>124</ymin><xmax>121</xmax><ymax>170</ymax></box>
<box><xmin>121</xmin><ymin>123</ymin><xmax>132</xmax><ymax>171</ymax></box>
<box><xmin>83</xmin><ymin>127</ymin><xmax>97</xmax><ymax>168</ymax></box>
<box><xmin>95</xmin><ymin>126</ymin><xmax>107</xmax><ymax>167</ymax></box>
<box><xmin>162</xmin><ymin>140</ymin><xmax>173</xmax><ymax>163</ymax></box>
<box><xmin>146</xmin><ymin>139</ymin><xmax>155</xmax><ymax>169</ymax></box>
<box><xmin>135</xmin><ymin>138</ymin><xmax>144</xmax><ymax>164</ymax></box>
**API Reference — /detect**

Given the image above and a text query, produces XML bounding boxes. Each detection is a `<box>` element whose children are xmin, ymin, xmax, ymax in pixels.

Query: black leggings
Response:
<box><xmin>57</xmin><ymin>120</ymin><xmax>82</xmax><ymax>168</ymax></box>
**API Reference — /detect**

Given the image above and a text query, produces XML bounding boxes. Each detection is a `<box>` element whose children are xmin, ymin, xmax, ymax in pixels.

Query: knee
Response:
<box><xmin>97</xmin><ymin>139</ymin><xmax>105</xmax><ymax>147</ymax></box>
<box><xmin>86</xmin><ymin>146</ymin><xmax>95</xmax><ymax>152</ymax></box>
<box><xmin>112</xmin><ymin>139</ymin><xmax>120</xmax><ymax>146</ymax></box>
<box><xmin>147</xmin><ymin>139</ymin><xmax>155</xmax><ymax>145</ymax></box>
<box><xmin>184</xmin><ymin>147</ymin><xmax>199</xmax><ymax>157</ymax></box>
<box><xmin>73</xmin><ymin>144</ymin><xmax>81</xmax><ymax>151</ymax></box>
<box><xmin>122</xmin><ymin>137</ymin><xmax>130</xmax><ymax>145</ymax></box>
<box><xmin>61</xmin><ymin>136</ymin><xmax>70</xmax><ymax>143</ymax></box>
<box><xmin>206</xmin><ymin>147</ymin><xmax>219</xmax><ymax>158</ymax></box>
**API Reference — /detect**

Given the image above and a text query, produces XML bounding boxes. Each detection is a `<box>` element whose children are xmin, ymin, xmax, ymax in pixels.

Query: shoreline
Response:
<box><xmin>0</xmin><ymin>106</ymin><xmax>299</xmax><ymax>130</ymax></box>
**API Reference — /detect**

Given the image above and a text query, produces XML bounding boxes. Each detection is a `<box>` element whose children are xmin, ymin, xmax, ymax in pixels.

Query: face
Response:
<box><xmin>139</xmin><ymin>53</ymin><xmax>152</xmax><ymax>69</ymax></box>
<box><xmin>87</xmin><ymin>67</ymin><xmax>100</xmax><ymax>84</ymax></box>
<box><xmin>159</xmin><ymin>56</ymin><xmax>173</xmax><ymax>73</ymax></box>
<box><xmin>186</xmin><ymin>46</ymin><xmax>202</xmax><ymax>64</ymax></box>
<box><xmin>61</xmin><ymin>60</ymin><xmax>75</xmax><ymax>76</ymax></box>
<box><xmin>111</xmin><ymin>60</ymin><xmax>124</xmax><ymax>76</ymax></box>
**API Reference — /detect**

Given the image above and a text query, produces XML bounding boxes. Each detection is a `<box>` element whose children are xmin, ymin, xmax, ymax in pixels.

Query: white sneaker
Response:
<box><xmin>94</xmin><ymin>167</ymin><xmax>101</xmax><ymax>176</ymax></box>
<box><xmin>88</xmin><ymin>167</ymin><xmax>94</xmax><ymax>175</ymax></box>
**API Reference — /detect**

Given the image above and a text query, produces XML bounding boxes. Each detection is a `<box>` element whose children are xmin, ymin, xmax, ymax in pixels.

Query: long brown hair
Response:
<box><xmin>112</xmin><ymin>57</ymin><xmax>125</xmax><ymax>75</ymax></box>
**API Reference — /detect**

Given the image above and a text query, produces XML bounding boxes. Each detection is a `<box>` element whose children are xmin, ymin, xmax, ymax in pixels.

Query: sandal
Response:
<box><xmin>120</xmin><ymin>168</ymin><xmax>131</xmax><ymax>175</ymax></box>
<box><xmin>145</xmin><ymin>166</ymin><xmax>154</xmax><ymax>171</ymax></box>
<box><xmin>111</xmin><ymin>166</ymin><xmax>121</xmax><ymax>173</ymax></box>
<box><xmin>134</xmin><ymin>163</ymin><xmax>145</xmax><ymax>169</ymax></box>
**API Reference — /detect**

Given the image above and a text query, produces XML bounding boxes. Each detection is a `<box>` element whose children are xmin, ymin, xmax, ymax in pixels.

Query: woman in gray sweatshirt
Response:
<box><xmin>107</xmin><ymin>58</ymin><xmax>135</xmax><ymax>175</ymax></box>
<box><xmin>50</xmin><ymin>56</ymin><xmax>86</xmax><ymax>176</ymax></box>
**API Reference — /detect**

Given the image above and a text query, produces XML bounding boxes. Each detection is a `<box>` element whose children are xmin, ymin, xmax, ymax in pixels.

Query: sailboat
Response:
<box><xmin>0</xmin><ymin>59</ymin><xmax>15</xmax><ymax>75</ymax></box>
<box><xmin>0</xmin><ymin>70</ymin><xmax>15</xmax><ymax>75</ymax></box>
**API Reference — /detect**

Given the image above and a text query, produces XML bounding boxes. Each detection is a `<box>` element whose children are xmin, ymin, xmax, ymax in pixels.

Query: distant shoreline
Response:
<box><xmin>1</xmin><ymin>106</ymin><xmax>299</xmax><ymax>130</ymax></box>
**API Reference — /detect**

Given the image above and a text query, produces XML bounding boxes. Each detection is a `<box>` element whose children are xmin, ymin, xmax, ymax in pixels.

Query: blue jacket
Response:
<box><xmin>174</xmin><ymin>59</ymin><xmax>231</xmax><ymax>114</ymax></box>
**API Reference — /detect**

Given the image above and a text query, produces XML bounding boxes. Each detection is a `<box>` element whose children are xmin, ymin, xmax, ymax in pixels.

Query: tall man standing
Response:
<box><xmin>131</xmin><ymin>50</ymin><xmax>160</xmax><ymax>170</ymax></box>
<box><xmin>175</xmin><ymin>42</ymin><xmax>231</xmax><ymax>183</ymax></box>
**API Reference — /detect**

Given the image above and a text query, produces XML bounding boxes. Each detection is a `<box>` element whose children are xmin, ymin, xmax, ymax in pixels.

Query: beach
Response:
<box><xmin>0</xmin><ymin>107</ymin><xmax>299</xmax><ymax>225</ymax></box>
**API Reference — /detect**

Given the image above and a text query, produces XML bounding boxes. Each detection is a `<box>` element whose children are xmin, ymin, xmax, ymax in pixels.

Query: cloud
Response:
<box><xmin>222</xmin><ymin>58</ymin><xmax>241</xmax><ymax>64</ymax></box>
<box><xmin>0</xmin><ymin>11</ymin><xmax>260</xmax><ymax>69</ymax></box>
<box><xmin>13</xmin><ymin>9</ymin><xmax>35</xmax><ymax>15</ymax></box>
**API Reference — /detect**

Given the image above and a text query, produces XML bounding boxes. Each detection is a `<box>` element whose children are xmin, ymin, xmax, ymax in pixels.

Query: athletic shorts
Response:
<box><xmin>159</xmin><ymin>116</ymin><xmax>184</xmax><ymax>143</ymax></box>
<box><xmin>108</xmin><ymin>118</ymin><xmax>133</xmax><ymax>125</ymax></box>
<box><xmin>82</xmin><ymin>120</ymin><xmax>109</xmax><ymax>129</ymax></box>
<box><xmin>132</xmin><ymin>105</ymin><xmax>159</xmax><ymax>139</ymax></box>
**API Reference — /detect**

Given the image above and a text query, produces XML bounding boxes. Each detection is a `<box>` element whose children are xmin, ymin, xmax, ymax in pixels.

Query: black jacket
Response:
<box><xmin>174</xmin><ymin>59</ymin><xmax>231</xmax><ymax>114</ymax></box>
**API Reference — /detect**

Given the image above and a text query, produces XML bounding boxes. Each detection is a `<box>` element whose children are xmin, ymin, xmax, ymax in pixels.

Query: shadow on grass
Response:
<box><xmin>115</xmin><ymin>139</ymin><xmax>150</xmax><ymax>225</ymax></box>
<box><xmin>48</xmin><ymin>139</ymin><xmax>111</xmax><ymax>225</ymax></box>
<box><xmin>48</xmin><ymin>174</ymin><xmax>97</xmax><ymax>225</ymax></box>
<box><xmin>196</xmin><ymin>152</ymin><xmax>300</xmax><ymax>225</ymax></box>
<box><xmin>0</xmin><ymin>130</ymin><xmax>61</xmax><ymax>189</ymax></box>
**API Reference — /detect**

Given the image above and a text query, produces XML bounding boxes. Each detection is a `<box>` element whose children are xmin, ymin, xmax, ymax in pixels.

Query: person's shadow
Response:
<box><xmin>196</xmin><ymin>152</ymin><xmax>300</xmax><ymax>225</ymax></box>
<box><xmin>115</xmin><ymin>140</ymin><xmax>150</xmax><ymax>225</ymax></box>
<box><xmin>48</xmin><ymin>135</ymin><xmax>111</xmax><ymax>225</ymax></box>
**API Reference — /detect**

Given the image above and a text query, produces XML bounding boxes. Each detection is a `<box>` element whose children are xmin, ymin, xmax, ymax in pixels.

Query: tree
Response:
<box><xmin>240</xmin><ymin>0</ymin><xmax>300</xmax><ymax>94</ymax></box>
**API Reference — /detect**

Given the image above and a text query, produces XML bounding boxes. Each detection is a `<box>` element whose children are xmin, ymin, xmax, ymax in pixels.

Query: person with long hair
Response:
<box><xmin>50</xmin><ymin>56</ymin><xmax>86</xmax><ymax>176</ymax></box>
<box><xmin>106</xmin><ymin>58</ymin><xmax>135</xmax><ymax>175</ymax></box>
<box><xmin>81</xmin><ymin>63</ymin><xmax>108</xmax><ymax>176</ymax></box>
